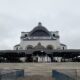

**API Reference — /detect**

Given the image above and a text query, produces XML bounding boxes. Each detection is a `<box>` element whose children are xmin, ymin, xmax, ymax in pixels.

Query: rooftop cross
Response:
<box><xmin>38</xmin><ymin>22</ymin><xmax>42</xmax><ymax>27</ymax></box>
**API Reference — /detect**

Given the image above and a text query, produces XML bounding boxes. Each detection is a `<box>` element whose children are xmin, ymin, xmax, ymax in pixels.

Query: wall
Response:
<box><xmin>20</xmin><ymin>39</ymin><xmax>61</xmax><ymax>50</ymax></box>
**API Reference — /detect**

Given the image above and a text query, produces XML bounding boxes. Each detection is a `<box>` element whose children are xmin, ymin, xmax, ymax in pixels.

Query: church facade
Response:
<box><xmin>14</xmin><ymin>22</ymin><xmax>67</xmax><ymax>51</ymax></box>
<box><xmin>0</xmin><ymin>22</ymin><xmax>80</xmax><ymax>62</ymax></box>
<box><xmin>13</xmin><ymin>22</ymin><xmax>67</xmax><ymax>62</ymax></box>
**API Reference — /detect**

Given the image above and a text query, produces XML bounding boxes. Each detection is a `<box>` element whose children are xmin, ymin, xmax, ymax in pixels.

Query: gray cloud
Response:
<box><xmin>0</xmin><ymin>0</ymin><xmax>80</xmax><ymax>49</ymax></box>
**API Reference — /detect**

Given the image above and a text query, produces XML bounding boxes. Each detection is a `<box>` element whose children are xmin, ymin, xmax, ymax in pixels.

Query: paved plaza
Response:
<box><xmin>0</xmin><ymin>62</ymin><xmax>80</xmax><ymax>75</ymax></box>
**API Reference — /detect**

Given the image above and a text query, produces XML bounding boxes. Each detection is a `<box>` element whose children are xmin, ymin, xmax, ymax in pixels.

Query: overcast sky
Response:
<box><xmin>0</xmin><ymin>0</ymin><xmax>80</xmax><ymax>50</ymax></box>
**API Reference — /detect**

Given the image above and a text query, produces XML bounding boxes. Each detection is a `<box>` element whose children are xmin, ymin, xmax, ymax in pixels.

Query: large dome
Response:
<box><xmin>29</xmin><ymin>22</ymin><xmax>50</xmax><ymax>37</ymax></box>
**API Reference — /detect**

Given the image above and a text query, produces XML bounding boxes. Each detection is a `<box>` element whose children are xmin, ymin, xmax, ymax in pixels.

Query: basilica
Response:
<box><xmin>0</xmin><ymin>22</ymin><xmax>80</xmax><ymax>62</ymax></box>
<box><xmin>14</xmin><ymin>22</ymin><xmax>67</xmax><ymax>51</ymax></box>
<box><xmin>13</xmin><ymin>22</ymin><xmax>67</xmax><ymax>62</ymax></box>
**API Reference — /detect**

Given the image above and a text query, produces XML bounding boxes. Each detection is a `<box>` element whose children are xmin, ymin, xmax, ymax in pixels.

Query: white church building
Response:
<box><xmin>14</xmin><ymin>22</ymin><xmax>67</xmax><ymax>50</ymax></box>
<box><xmin>13</xmin><ymin>22</ymin><xmax>67</xmax><ymax>62</ymax></box>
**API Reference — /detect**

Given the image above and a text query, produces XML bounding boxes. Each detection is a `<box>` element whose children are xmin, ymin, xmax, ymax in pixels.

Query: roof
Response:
<box><xmin>29</xmin><ymin>22</ymin><xmax>51</xmax><ymax>37</ymax></box>
<box><xmin>60</xmin><ymin>43</ymin><xmax>66</xmax><ymax>46</ymax></box>
<box><xmin>0</xmin><ymin>49</ymin><xmax>80</xmax><ymax>57</ymax></box>
<box><xmin>14</xmin><ymin>44</ymin><xmax>20</xmax><ymax>47</ymax></box>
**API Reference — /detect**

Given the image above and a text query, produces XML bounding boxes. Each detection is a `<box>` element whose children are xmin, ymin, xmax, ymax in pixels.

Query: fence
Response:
<box><xmin>52</xmin><ymin>69</ymin><xmax>80</xmax><ymax>80</ymax></box>
<box><xmin>0</xmin><ymin>69</ymin><xmax>24</xmax><ymax>80</ymax></box>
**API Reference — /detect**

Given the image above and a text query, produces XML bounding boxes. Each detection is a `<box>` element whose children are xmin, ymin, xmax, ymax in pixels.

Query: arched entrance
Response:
<box><xmin>32</xmin><ymin>51</ymin><xmax>51</xmax><ymax>62</ymax></box>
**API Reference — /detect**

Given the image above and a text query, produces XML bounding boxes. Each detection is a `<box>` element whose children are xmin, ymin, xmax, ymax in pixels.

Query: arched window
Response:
<box><xmin>27</xmin><ymin>45</ymin><xmax>33</xmax><ymax>49</ymax></box>
<box><xmin>34</xmin><ymin>42</ymin><xmax>45</xmax><ymax>49</ymax></box>
<box><xmin>25</xmin><ymin>34</ymin><xmax>27</xmax><ymax>37</ymax></box>
<box><xmin>46</xmin><ymin>45</ymin><xmax>53</xmax><ymax>50</ymax></box>
<box><xmin>53</xmin><ymin>34</ymin><xmax>55</xmax><ymax>37</ymax></box>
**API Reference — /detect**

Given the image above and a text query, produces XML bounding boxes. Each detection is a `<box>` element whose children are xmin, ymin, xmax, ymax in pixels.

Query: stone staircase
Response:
<box><xmin>0</xmin><ymin>62</ymin><xmax>80</xmax><ymax>76</ymax></box>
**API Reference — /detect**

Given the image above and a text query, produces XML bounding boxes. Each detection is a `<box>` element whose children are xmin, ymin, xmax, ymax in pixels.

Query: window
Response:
<box><xmin>27</xmin><ymin>45</ymin><xmax>33</xmax><ymax>49</ymax></box>
<box><xmin>47</xmin><ymin>45</ymin><xmax>53</xmax><ymax>50</ymax></box>
<box><xmin>25</xmin><ymin>34</ymin><xmax>27</xmax><ymax>37</ymax></box>
<box><xmin>53</xmin><ymin>34</ymin><xmax>55</xmax><ymax>37</ymax></box>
